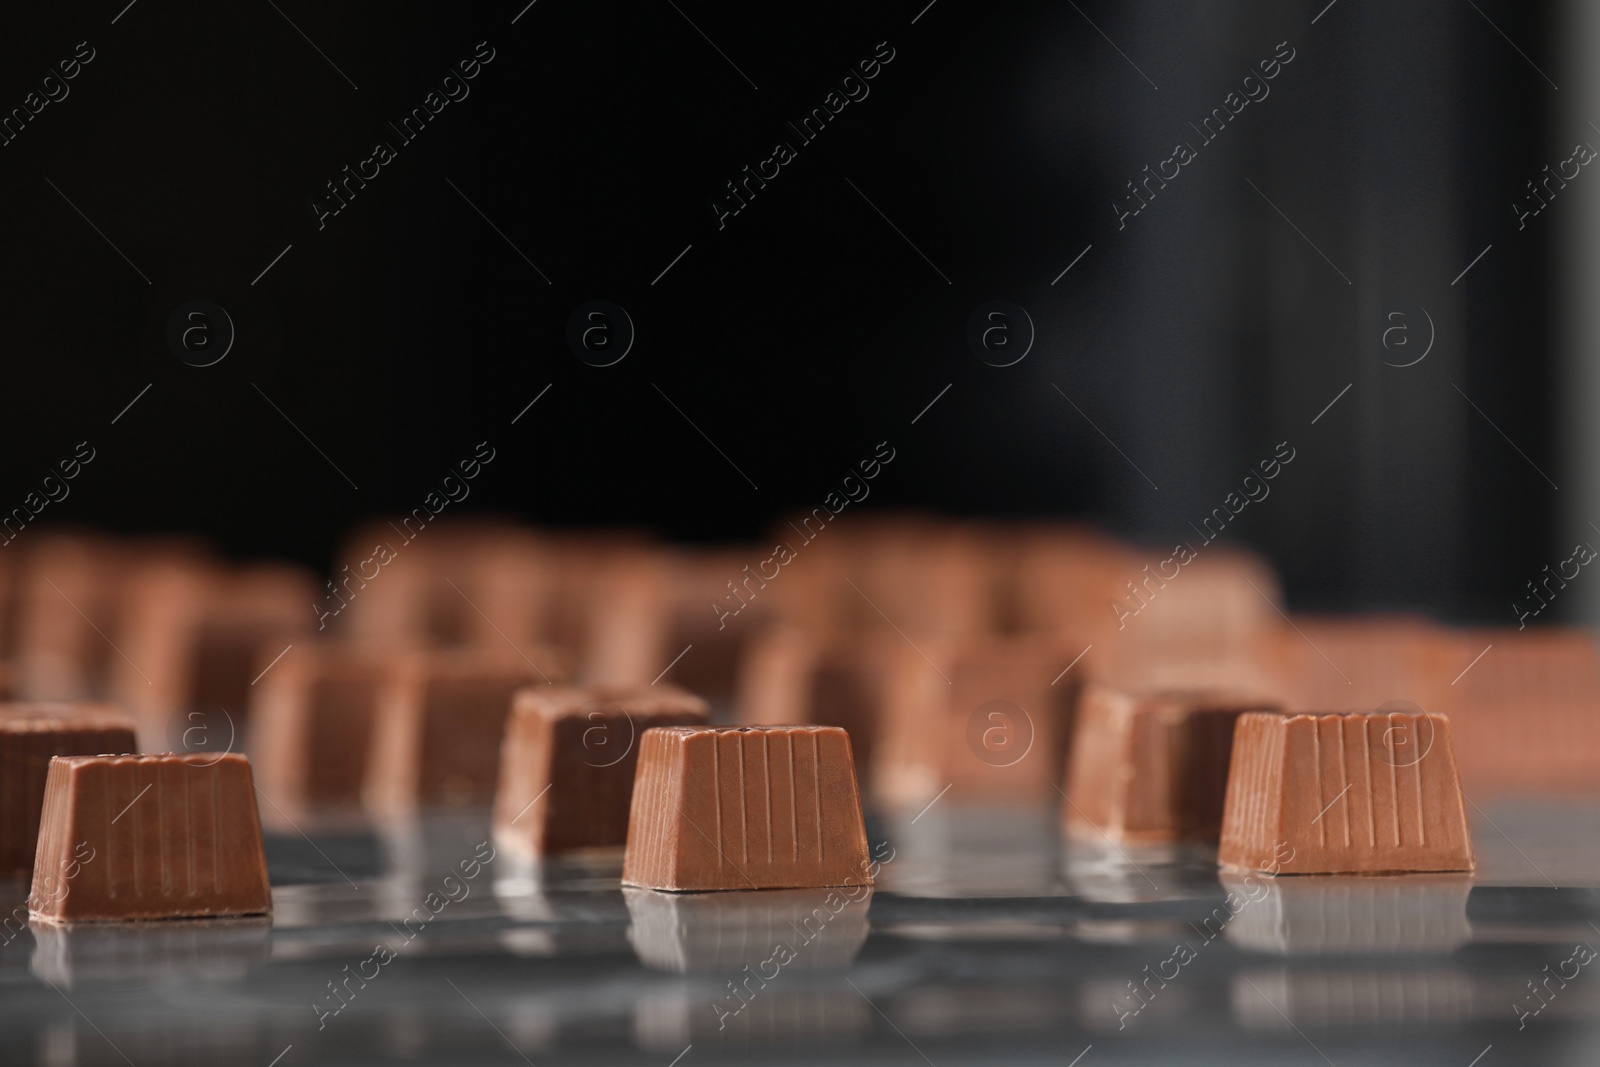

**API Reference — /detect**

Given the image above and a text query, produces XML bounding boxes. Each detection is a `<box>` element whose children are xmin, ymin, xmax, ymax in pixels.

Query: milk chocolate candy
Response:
<box><xmin>493</xmin><ymin>684</ymin><xmax>709</xmax><ymax>857</ymax></box>
<box><xmin>107</xmin><ymin>555</ymin><xmax>215</xmax><ymax>750</ymax></box>
<box><xmin>0</xmin><ymin>704</ymin><xmax>136</xmax><ymax>876</ymax></box>
<box><xmin>1096</xmin><ymin>552</ymin><xmax>1289</xmax><ymax>698</ymax></box>
<box><xmin>1098</xmin><ymin>643</ymin><xmax>1290</xmax><ymax>704</ymax></box>
<box><xmin>59</xmin><ymin>539</ymin><xmax>217</xmax><ymax>732</ymax></box>
<box><xmin>364</xmin><ymin>648</ymin><xmax>566</xmax><ymax>813</ymax></box>
<box><xmin>0</xmin><ymin>551</ymin><xmax>18</xmax><ymax>665</ymax></box>
<box><xmin>331</xmin><ymin>519</ymin><xmax>440</xmax><ymax>646</ymax></box>
<box><xmin>1108</xmin><ymin>547</ymin><xmax>1283</xmax><ymax>664</ymax></box>
<box><xmin>1065</xmin><ymin>687</ymin><xmax>1280</xmax><ymax>844</ymax></box>
<box><xmin>872</xmin><ymin>637</ymin><xmax>1083</xmax><ymax>809</ymax></box>
<box><xmin>1217</xmin><ymin>711</ymin><xmax>1474</xmax><ymax>874</ymax></box>
<box><xmin>109</xmin><ymin>557</ymin><xmax>311</xmax><ymax>749</ymax></box>
<box><xmin>760</xmin><ymin>513</ymin><xmax>996</xmax><ymax>640</ymax></box>
<box><xmin>1273</xmin><ymin>616</ymin><xmax>1455</xmax><ymax>714</ymax></box>
<box><xmin>248</xmin><ymin>644</ymin><xmax>388</xmax><ymax>823</ymax></box>
<box><xmin>1002</xmin><ymin>522</ymin><xmax>1131</xmax><ymax>637</ymax></box>
<box><xmin>579</xmin><ymin>554</ymin><xmax>671</xmax><ymax>686</ymax></box>
<box><xmin>1440</xmin><ymin>627</ymin><xmax>1600</xmax><ymax>796</ymax></box>
<box><xmin>541</xmin><ymin>530</ymin><xmax>657</xmax><ymax>650</ymax></box>
<box><xmin>735</xmin><ymin>628</ymin><xmax>815</xmax><ymax>727</ymax></box>
<box><xmin>29</xmin><ymin>753</ymin><xmax>271</xmax><ymax>922</ymax></box>
<box><xmin>735</xmin><ymin>627</ymin><xmax>890</xmax><ymax>781</ymax></box>
<box><xmin>660</xmin><ymin>546</ymin><xmax>769</xmax><ymax>701</ymax></box>
<box><xmin>189</xmin><ymin>565</ymin><xmax>314</xmax><ymax>726</ymax></box>
<box><xmin>457</xmin><ymin>528</ymin><xmax>555</xmax><ymax>652</ymax></box>
<box><xmin>17</xmin><ymin>533</ymin><xmax>125</xmax><ymax>701</ymax></box>
<box><xmin>838</xmin><ymin>515</ymin><xmax>999</xmax><ymax>638</ymax></box>
<box><xmin>763</xmin><ymin>515</ymin><xmax>851</xmax><ymax>636</ymax></box>
<box><xmin>372</xmin><ymin>519</ymin><xmax>551</xmax><ymax>649</ymax></box>
<box><xmin>335</xmin><ymin>517</ymin><xmax>529</xmax><ymax>647</ymax></box>
<box><xmin>622</xmin><ymin>725</ymin><xmax>871</xmax><ymax>891</ymax></box>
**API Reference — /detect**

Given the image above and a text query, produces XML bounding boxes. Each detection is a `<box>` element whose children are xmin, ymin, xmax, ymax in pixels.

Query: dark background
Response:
<box><xmin>0</xmin><ymin>0</ymin><xmax>1558</xmax><ymax>621</ymax></box>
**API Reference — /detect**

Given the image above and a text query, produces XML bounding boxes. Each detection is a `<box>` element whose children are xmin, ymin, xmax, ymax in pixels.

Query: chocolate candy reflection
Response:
<box><xmin>31</xmin><ymin>916</ymin><xmax>269</xmax><ymax>987</ymax></box>
<box><xmin>624</xmin><ymin>885</ymin><xmax>871</xmax><ymax>973</ymax></box>
<box><xmin>1233</xmin><ymin>968</ymin><xmax>1473</xmax><ymax>1030</ymax></box>
<box><xmin>1220</xmin><ymin>872</ymin><xmax>1472</xmax><ymax>954</ymax></box>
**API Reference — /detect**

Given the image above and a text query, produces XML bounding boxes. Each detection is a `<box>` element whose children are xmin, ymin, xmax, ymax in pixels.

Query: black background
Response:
<box><xmin>0</xmin><ymin>0</ymin><xmax>1558</xmax><ymax>621</ymax></box>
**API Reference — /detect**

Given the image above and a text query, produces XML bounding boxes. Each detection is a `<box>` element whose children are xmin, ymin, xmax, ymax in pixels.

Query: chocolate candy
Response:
<box><xmin>109</xmin><ymin>556</ymin><xmax>214</xmax><ymax>749</ymax></box>
<box><xmin>186</xmin><ymin>564</ymin><xmax>313</xmax><ymax>731</ymax></box>
<box><xmin>540</xmin><ymin>530</ymin><xmax>659</xmax><ymax>657</ymax></box>
<box><xmin>16</xmin><ymin>533</ymin><xmax>126</xmax><ymax>701</ymax></box>
<box><xmin>448</xmin><ymin>525</ymin><xmax>553</xmax><ymax>652</ymax></box>
<box><xmin>735</xmin><ymin>627</ymin><xmax>891</xmax><ymax>782</ymax></box>
<box><xmin>248</xmin><ymin>644</ymin><xmax>388</xmax><ymax>823</ymax></box>
<box><xmin>493</xmin><ymin>684</ymin><xmax>708</xmax><ymax>857</ymax></box>
<box><xmin>873</xmin><ymin>637</ymin><xmax>1083</xmax><ymax>809</ymax></box>
<box><xmin>1440</xmin><ymin>627</ymin><xmax>1600</xmax><ymax>796</ymax></box>
<box><xmin>332</xmin><ymin>517</ymin><xmax>529</xmax><ymax>647</ymax></box>
<box><xmin>29</xmin><ymin>753</ymin><xmax>271</xmax><ymax>922</ymax></box>
<box><xmin>0</xmin><ymin>703</ymin><xmax>136</xmax><ymax>876</ymax></box>
<box><xmin>329</xmin><ymin>519</ymin><xmax>443</xmax><ymax>646</ymax></box>
<box><xmin>1002</xmin><ymin>522</ymin><xmax>1131</xmax><ymax>638</ymax></box>
<box><xmin>1273</xmin><ymin>615</ymin><xmax>1455</xmax><ymax>714</ymax></box>
<box><xmin>110</xmin><ymin>555</ymin><xmax>312</xmax><ymax>749</ymax></box>
<box><xmin>1217</xmin><ymin>710</ymin><xmax>1475</xmax><ymax>874</ymax></box>
<box><xmin>622</xmin><ymin>725</ymin><xmax>870</xmax><ymax>891</ymax></box>
<box><xmin>659</xmin><ymin>546</ymin><xmax>768</xmax><ymax>701</ymax></box>
<box><xmin>1108</xmin><ymin>547</ymin><xmax>1284</xmax><ymax>662</ymax></box>
<box><xmin>0</xmin><ymin>551</ymin><xmax>16</xmax><ymax>669</ymax></box>
<box><xmin>579</xmin><ymin>554</ymin><xmax>671</xmax><ymax>686</ymax></box>
<box><xmin>1065</xmin><ymin>687</ymin><xmax>1280</xmax><ymax>844</ymax></box>
<box><xmin>839</xmin><ymin>517</ymin><xmax>999</xmax><ymax>638</ymax></box>
<box><xmin>364</xmin><ymin>648</ymin><xmax>566</xmax><ymax>813</ymax></box>
<box><xmin>756</xmin><ymin>513</ymin><xmax>996</xmax><ymax>639</ymax></box>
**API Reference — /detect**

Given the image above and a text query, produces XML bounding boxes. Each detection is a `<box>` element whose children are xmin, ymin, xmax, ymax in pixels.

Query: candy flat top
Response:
<box><xmin>0</xmin><ymin>703</ymin><xmax>134</xmax><ymax>731</ymax></box>
<box><xmin>48</xmin><ymin>751</ymin><xmax>250</xmax><ymax>769</ymax></box>
<box><xmin>394</xmin><ymin>647</ymin><xmax>561</xmax><ymax>677</ymax></box>
<box><xmin>646</xmin><ymin>723</ymin><xmax>844</xmax><ymax>737</ymax></box>
<box><xmin>1265</xmin><ymin>708</ymin><xmax>1456</xmax><ymax>722</ymax></box>
<box><xmin>519</xmin><ymin>684</ymin><xmax>707</xmax><ymax>716</ymax></box>
<box><xmin>1128</xmin><ymin>688</ymin><xmax>1281</xmax><ymax>709</ymax></box>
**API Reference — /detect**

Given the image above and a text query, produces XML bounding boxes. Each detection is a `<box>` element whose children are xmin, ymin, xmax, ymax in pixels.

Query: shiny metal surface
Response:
<box><xmin>1</xmin><ymin>799</ymin><xmax>1597</xmax><ymax>1065</ymax></box>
